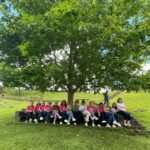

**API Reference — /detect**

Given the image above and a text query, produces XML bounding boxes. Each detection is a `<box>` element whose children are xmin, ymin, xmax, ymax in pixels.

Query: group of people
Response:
<box><xmin>25</xmin><ymin>97</ymin><xmax>132</xmax><ymax>127</ymax></box>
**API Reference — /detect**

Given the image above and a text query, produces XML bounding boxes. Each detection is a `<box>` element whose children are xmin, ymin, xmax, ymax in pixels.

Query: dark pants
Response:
<box><xmin>117</xmin><ymin>111</ymin><xmax>131</xmax><ymax>121</ymax></box>
<box><xmin>59</xmin><ymin>112</ymin><xmax>67</xmax><ymax>122</ymax></box>
<box><xmin>73</xmin><ymin>111</ymin><xmax>84</xmax><ymax>125</ymax></box>
<box><xmin>26</xmin><ymin>112</ymin><xmax>35</xmax><ymax>121</ymax></box>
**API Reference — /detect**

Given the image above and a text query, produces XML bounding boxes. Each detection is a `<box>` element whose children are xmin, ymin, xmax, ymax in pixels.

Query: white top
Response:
<box><xmin>117</xmin><ymin>103</ymin><xmax>126</xmax><ymax>111</ymax></box>
<box><xmin>79</xmin><ymin>105</ymin><xmax>87</xmax><ymax>111</ymax></box>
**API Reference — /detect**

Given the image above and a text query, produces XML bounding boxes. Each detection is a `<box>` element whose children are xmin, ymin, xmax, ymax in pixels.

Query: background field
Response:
<box><xmin>0</xmin><ymin>89</ymin><xmax>150</xmax><ymax>150</ymax></box>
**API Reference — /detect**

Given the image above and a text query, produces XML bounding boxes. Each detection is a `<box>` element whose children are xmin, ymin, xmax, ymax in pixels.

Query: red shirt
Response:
<box><xmin>27</xmin><ymin>105</ymin><xmax>34</xmax><ymax>111</ymax></box>
<box><xmin>97</xmin><ymin>106</ymin><xmax>103</xmax><ymax>113</ymax></box>
<box><xmin>59</xmin><ymin>105</ymin><xmax>67</xmax><ymax>112</ymax></box>
<box><xmin>87</xmin><ymin>106</ymin><xmax>96</xmax><ymax>112</ymax></box>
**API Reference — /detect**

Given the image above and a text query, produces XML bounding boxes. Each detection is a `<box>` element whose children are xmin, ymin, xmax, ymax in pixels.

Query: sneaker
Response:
<box><xmin>34</xmin><ymin>119</ymin><xmax>37</xmax><ymax>122</ymax></box>
<box><xmin>97</xmin><ymin>124</ymin><xmax>101</xmax><ymax>127</ymax></box>
<box><xmin>85</xmin><ymin>123</ymin><xmax>88</xmax><ymax>126</ymax></box>
<box><xmin>102</xmin><ymin>120</ymin><xmax>107</xmax><ymax>123</ymax></box>
<box><xmin>64</xmin><ymin>119</ymin><xmax>68</xmax><ymax>123</ymax></box>
<box><xmin>112</xmin><ymin>125</ymin><xmax>116</xmax><ymax>128</ymax></box>
<box><xmin>25</xmin><ymin>120</ymin><xmax>28</xmax><ymax>123</ymax></box>
<box><xmin>113</xmin><ymin>121</ymin><xmax>118</xmax><ymax>125</ymax></box>
<box><xmin>53</xmin><ymin>122</ymin><xmax>56</xmax><ymax>124</ymax></box>
<box><xmin>60</xmin><ymin>122</ymin><xmax>63</xmax><ymax>125</ymax></box>
<box><xmin>59</xmin><ymin>116</ymin><xmax>62</xmax><ymax>119</ymax></box>
<box><xmin>29</xmin><ymin>118</ymin><xmax>32</xmax><ymax>123</ymax></box>
<box><xmin>72</xmin><ymin>118</ymin><xmax>76</xmax><ymax>122</ymax></box>
<box><xmin>40</xmin><ymin>117</ymin><xmax>43</xmax><ymax>120</ymax></box>
<box><xmin>106</xmin><ymin>124</ymin><xmax>111</xmax><ymax>127</ymax></box>
<box><xmin>92</xmin><ymin>123</ymin><xmax>95</xmax><ymax>127</ymax></box>
<box><xmin>127</xmin><ymin>121</ymin><xmax>132</xmax><ymax>127</ymax></box>
<box><xmin>35</xmin><ymin>120</ymin><xmax>38</xmax><ymax>124</ymax></box>
<box><xmin>67</xmin><ymin>122</ymin><xmax>70</xmax><ymax>125</ymax></box>
<box><xmin>117</xmin><ymin>122</ymin><xmax>122</xmax><ymax>127</ymax></box>
<box><xmin>74</xmin><ymin>122</ymin><xmax>77</xmax><ymax>126</ymax></box>
<box><xmin>50</xmin><ymin>115</ymin><xmax>54</xmax><ymax>118</ymax></box>
<box><xmin>124</xmin><ymin>123</ymin><xmax>128</xmax><ymax>126</ymax></box>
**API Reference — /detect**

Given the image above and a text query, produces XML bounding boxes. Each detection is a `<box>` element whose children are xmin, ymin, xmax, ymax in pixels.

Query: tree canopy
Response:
<box><xmin>0</xmin><ymin>0</ymin><xmax>150</xmax><ymax>105</ymax></box>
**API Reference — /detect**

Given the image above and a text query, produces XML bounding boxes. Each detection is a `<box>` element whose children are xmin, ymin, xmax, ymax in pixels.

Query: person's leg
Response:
<box><xmin>83</xmin><ymin>110</ymin><xmax>90</xmax><ymax>126</ymax></box>
<box><xmin>66</xmin><ymin>111</ymin><xmax>73</xmax><ymax>124</ymax></box>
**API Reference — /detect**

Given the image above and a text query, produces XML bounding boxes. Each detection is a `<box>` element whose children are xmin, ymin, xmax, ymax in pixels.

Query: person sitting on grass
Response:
<box><xmin>25</xmin><ymin>101</ymin><xmax>35</xmax><ymax>123</ymax></box>
<box><xmin>111</xmin><ymin>103</ymin><xmax>122</xmax><ymax>127</ymax></box>
<box><xmin>52</xmin><ymin>101</ymin><xmax>62</xmax><ymax>124</ymax></box>
<box><xmin>73</xmin><ymin>100</ymin><xmax>83</xmax><ymax>125</ymax></box>
<box><xmin>43</xmin><ymin>101</ymin><xmax>53</xmax><ymax>124</ymax></box>
<box><xmin>116</xmin><ymin>98</ymin><xmax>132</xmax><ymax>127</ymax></box>
<box><xmin>97</xmin><ymin>102</ymin><xmax>106</xmax><ymax>124</ymax></box>
<box><xmin>87</xmin><ymin>101</ymin><xmax>98</xmax><ymax>127</ymax></box>
<box><xmin>59</xmin><ymin>100</ymin><xmax>76</xmax><ymax>125</ymax></box>
<box><xmin>103</xmin><ymin>102</ymin><xmax>121</xmax><ymax>128</ymax></box>
<box><xmin>79</xmin><ymin>100</ymin><xmax>93</xmax><ymax>126</ymax></box>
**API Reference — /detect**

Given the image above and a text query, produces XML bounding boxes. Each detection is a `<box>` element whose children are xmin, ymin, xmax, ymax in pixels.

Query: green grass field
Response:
<box><xmin>0</xmin><ymin>89</ymin><xmax>150</xmax><ymax>150</ymax></box>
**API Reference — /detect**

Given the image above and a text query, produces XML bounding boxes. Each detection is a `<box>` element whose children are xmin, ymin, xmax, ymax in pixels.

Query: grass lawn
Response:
<box><xmin>0</xmin><ymin>89</ymin><xmax>150</xmax><ymax>150</ymax></box>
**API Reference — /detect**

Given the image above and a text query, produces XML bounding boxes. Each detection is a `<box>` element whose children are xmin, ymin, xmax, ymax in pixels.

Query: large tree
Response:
<box><xmin>0</xmin><ymin>0</ymin><xmax>150</xmax><ymax>105</ymax></box>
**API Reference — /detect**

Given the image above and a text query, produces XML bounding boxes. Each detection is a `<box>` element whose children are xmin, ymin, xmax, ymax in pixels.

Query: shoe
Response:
<box><xmin>67</xmin><ymin>122</ymin><xmax>70</xmax><ymax>125</ymax></box>
<box><xmin>50</xmin><ymin>115</ymin><xmax>54</xmax><ymax>118</ymax></box>
<box><xmin>74</xmin><ymin>122</ymin><xmax>77</xmax><ymax>126</ymax></box>
<box><xmin>112</xmin><ymin>125</ymin><xmax>116</xmax><ymax>128</ymax></box>
<box><xmin>85</xmin><ymin>123</ymin><xmax>88</xmax><ymax>126</ymax></box>
<box><xmin>35</xmin><ymin>120</ymin><xmax>38</xmax><ymax>124</ymax></box>
<box><xmin>102</xmin><ymin>120</ymin><xmax>107</xmax><ymax>123</ymax></box>
<box><xmin>113</xmin><ymin>121</ymin><xmax>118</xmax><ymax>125</ymax></box>
<box><xmin>72</xmin><ymin>118</ymin><xmax>76</xmax><ymax>122</ymax></box>
<box><xmin>97</xmin><ymin>124</ymin><xmax>101</xmax><ymax>127</ymax></box>
<box><xmin>25</xmin><ymin>120</ymin><xmax>28</xmax><ymax>123</ymax></box>
<box><xmin>53</xmin><ymin>122</ymin><xmax>56</xmax><ymax>124</ymax></box>
<box><xmin>127</xmin><ymin>121</ymin><xmax>132</xmax><ymax>127</ymax></box>
<box><xmin>29</xmin><ymin>118</ymin><xmax>32</xmax><ymax>123</ymax></box>
<box><xmin>106</xmin><ymin>124</ymin><xmax>111</xmax><ymax>127</ymax></box>
<box><xmin>64</xmin><ymin>119</ymin><xmax>68</xmax><ymax>123</ymax></box>
<box><xmin>92</xmin><ymin>123</ymin><xmax>95</xmax><ymax>127</ymax></box>
<box><xmin>59</xmin><ymin>116</ymin><xmax>62</xmax><ymax>119</ymax></box>
<box><xmin>34</xmin><ymin>119</ymin><xmax>37</xmax><ymax>122</ymax></box>
<box><xmin>40</xmin><ymin>117</ymin><xmax>43</xmax><ymax>120</ymax></box>
<box><xmin>60</xmin><ymin>122</ymin><xmax>63</xmax><ymax>125</ymax></box>
<box><xmin>117</xmin><ymin>122</ymin><xmax>122</xmax><ymax>127</ymax></box>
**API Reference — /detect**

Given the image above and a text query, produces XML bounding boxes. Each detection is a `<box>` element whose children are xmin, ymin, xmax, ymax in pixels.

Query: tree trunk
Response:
<box><xmin>67</xmin><ymin>91</ymin><xmax>74</xmax><ymax>107</ymax></box>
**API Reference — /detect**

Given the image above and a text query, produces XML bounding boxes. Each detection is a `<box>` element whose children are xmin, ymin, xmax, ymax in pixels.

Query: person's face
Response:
<box><xmin>119</xmin><ymin>99</ymin><xmax>122</xmax><ymax>103</ymax></box>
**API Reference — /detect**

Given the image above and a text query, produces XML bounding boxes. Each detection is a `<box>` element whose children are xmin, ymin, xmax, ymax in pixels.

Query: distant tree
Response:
<box><xmin>0</xmin><ymin>0</ymin><xmax>150</xmax><ymax>105</ymax></box>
